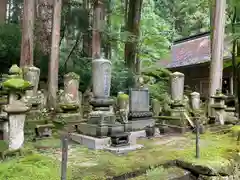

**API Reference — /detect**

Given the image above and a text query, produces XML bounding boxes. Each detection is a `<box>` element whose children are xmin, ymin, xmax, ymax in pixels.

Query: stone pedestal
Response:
<box><xmin>3</xmin><ymin>101</ymin><xmax>29</xmax><ymax>150</ymax></box>
<box><xmin>210</xmin><ymin>90</ymin><xmax>226</xmax><ymax>125</ymax></box>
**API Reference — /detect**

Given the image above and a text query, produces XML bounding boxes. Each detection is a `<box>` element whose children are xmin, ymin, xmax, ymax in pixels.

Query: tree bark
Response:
<box><xmin>104</xmin><ymin>0</ymin><xmax>111</xmax><ymax>59</ymax></box>
<box><xmin>82</xmin><ymin>0</ymin><xmax>91</xmax><ymax>57</ymax></box>
<box><xmin>124</xmin><ymin>0</ymin><xmax>143</xmax><ymax>73</ymax></box>
<box><xmin>20</xmin><ymin>0</ymin><xmax>35</xmax><ymax>67</ymax></box>
<box><xmin>92</xmin><ymin>0</ymin><xmax>104</xmax><ymax>58</ymax></box>
<box><xmin>48</xmin><ymin>0</ymin><xmax>62</xmax><ymax>110</ymax></box>
<box><xmin>0</xmin><ymin>0</ymin><xmax>7</xmax><ymax>24</ymax></box>
<box><xmin>208</xmin><ymin>0</ymin><xmax>226</xmax><ymax>116</ymax></box>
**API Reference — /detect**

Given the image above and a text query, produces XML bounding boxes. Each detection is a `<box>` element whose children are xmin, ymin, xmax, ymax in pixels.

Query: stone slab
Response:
<box><xmin>126</xmin><ymin>119</ymin><xmax>155</xmax><ymax>131</ymax></box>
<box><xmin>104</xmin><ymin>144</ymin><xmax>144</xmax><ymax>154</ymax></box>
<box><xmin>70</xmin><ymin>133</ymin><xmax>111</xmax><ymax>150</ymax></box>
<box><xmin>77</xmin><ymin>123</ymin><xmax>109</xmax><ymax>137</ymax></box>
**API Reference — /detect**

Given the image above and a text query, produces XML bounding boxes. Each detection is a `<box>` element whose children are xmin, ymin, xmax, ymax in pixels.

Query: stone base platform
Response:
<box><xmin>124</xmin><ymin>119</ymin><xmax>155</xmax><ymax>131</ymax></box>
<box><xmin>53</xmin><ymin>118</ymin><xmax>85</xmax><ymax>132</ymax></box>
<box><xmin>70</xmin><ymin>133</ymin><xmax>111</xmax><ymax>150</ymax></box>
<box><xmin>105</xmin><ymin>144</ymin><xmax>143</xmax><ymax>154</ymax></box>
<box><xmin>55</xmin><ymin>113</ymin><xmax>81</xmax><ymax>122</ymax></box>
<box><xmin>70</xmin><ymin>130</ymin><xmax>146</xmax><ymax>150</ymax></box>
<box><xmin>77</xmin><ymin>123</ymin><xmax>124</xmax><ymax>137</ymax></box>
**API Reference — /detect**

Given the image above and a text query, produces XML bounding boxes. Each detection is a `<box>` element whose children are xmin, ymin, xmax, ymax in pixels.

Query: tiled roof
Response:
<box><xmin>158</xmin><ymin>35</ymin><xmax>232</xmax><ymax>68</ymax></box>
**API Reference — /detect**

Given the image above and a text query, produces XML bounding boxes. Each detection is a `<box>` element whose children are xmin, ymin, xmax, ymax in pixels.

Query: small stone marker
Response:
<box><xmin>61</xmin><ymin>134</ymin><xmax>69</xmax><ymax>180</ymax></box>
<box><xmin>191</xmin><ymin>92</ymin><xmax>201</xmax><ymax>159</ymax></box>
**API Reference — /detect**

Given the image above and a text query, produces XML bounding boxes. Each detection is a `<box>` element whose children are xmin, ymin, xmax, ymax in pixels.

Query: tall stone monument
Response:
<box><xmin>77</xmin><ymin>58</ymin><xmax>127</xmax><ymax>140</ymax></box>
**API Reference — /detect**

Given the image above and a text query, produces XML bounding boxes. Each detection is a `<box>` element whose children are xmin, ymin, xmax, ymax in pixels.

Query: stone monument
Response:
<box><xmin>76</xmin><ymin>57</ymin><xmax>129</xmax><ymax>147</ymax></box>
<box><xmin>22</xmin><ymin>66</ymin><xmax>42</xmax><ymax>109</ymax></box>
<box><xmin>54</xmin><ymin>72</ymin><xmax>82</xmax><ymax>132</ymax></box>
<box><xmin>126</xmin><ymin>86</ymin><xmax>154</xmax><ymax>131</ymax></box>
<box><xmin>156</xmin><ymin>72</ymin><xmax>190</xmax><ymax>133</ymax></box>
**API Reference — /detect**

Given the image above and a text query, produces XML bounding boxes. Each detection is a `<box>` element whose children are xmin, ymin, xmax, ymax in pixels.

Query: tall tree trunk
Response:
<box><xmin>92</xmin><ymin>0</ymin><xmax>104</xmax><ymax>58</ymax></box>
<box><xmin>0</xmin><ymin>0</ymin><xmax>7</xmax><ymax>24</ymax></box>
<box><xmin>48</xmin><ymin>0</ymin><xmax>62</xmax><ymax>110</ymax></box>
<box><xmin>82</xmin><ymin>0</ymin><xmax>91</xmax><ymax>57</ymax></box>
<box><xmin>124</xmin><ymin>0</ymin><xmax>143</xmax><ymax>73</ymax></box>
<box><xmin>35</xmin><ymin>0</ymin><xmax>53</xmax><ymax>65</ymax></box>
<box><xmin>20</xmin><ymin>0</ymin><xmax>35</xmax><ymax>67</ymax></box>
<box><xmin>208</xmin><ymin>0</ymin><xmax>226</xmax><ymax>116</ymax></box>
<box><xmin>104</xmin><ymin>0</ymin><xmax>111</xmax><ymax>59</ymax></box>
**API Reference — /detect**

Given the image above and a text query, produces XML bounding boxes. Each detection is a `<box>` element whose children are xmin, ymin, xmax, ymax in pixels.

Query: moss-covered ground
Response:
<box><xmin>0</xmin><ymin>129</ymin><xmax>239</xmax><ymax>180</ymax></box>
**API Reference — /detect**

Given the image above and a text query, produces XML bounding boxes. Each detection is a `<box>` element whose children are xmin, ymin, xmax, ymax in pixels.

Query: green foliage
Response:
<box><xmin>0</xmin><ymin>24</ymin><xmax>21</xmax><ymax>72</ymax></box>
<box><xmin>155</xmin><ymin>0</ymin><xmax>210</xmax><ymax>39</ymax></box>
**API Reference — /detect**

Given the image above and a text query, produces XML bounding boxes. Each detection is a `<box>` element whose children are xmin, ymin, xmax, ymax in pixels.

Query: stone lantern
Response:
<box><xmin>2</xmin><ymin>65</ymin><xmax>32</xmax><ymax>150</ymax></box>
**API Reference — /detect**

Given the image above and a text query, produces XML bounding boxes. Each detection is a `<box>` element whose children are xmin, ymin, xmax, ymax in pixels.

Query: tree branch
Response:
<box><xmin>63</xmin><ymin>33</ymin><xmax>82</xmax><ymax>72</ymax></box>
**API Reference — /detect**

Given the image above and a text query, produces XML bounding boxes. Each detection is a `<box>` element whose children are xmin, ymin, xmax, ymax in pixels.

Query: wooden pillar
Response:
<box><xmin>208</xmin><ymin>0</ymin><xmax>226</xmax><ymax>115</ymax></box>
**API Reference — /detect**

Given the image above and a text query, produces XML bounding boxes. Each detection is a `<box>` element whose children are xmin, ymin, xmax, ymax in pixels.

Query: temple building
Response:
<box><xmin>158</xmin><ymin>32</ymin><xmax>234</xmax><ymax>101</ymax></box>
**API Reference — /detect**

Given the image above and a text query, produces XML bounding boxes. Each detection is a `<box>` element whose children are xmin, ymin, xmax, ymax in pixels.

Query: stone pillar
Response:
<box><xmin>191</xmin><ymin>92</ymin><xmax>200</xmax><ymax>110</ymax></box>
<box><xmin>63</xmin><ymin>72</ymin><xmax>80</xmax><ymax>105</ymax></box>
<box><xmin>170</xmin><ymin>72</ymin><xmax>185</xmax><ymax>102</ymax></box>
<box><xmin>3</xmin><ymin>101</ymin><xmax>29</xmax><ymax>150</ymax></box>
<box><xmin>92</xmin><ymin>58</ymin><xmax>112</xmax><ymax>99</ymax></box>
<box><xmin>23</xmin><ymin>66</ymin><xmax>40</xmax><ymax>97</ymax></box>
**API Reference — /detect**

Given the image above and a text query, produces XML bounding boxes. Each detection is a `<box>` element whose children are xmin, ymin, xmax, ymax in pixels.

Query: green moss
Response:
<box><xmin>0</xmin><ymin>153</ymin><xmax>72</xmax><ymax>180</ymax></box>
<box><xmin>2</xmin><ymin>78</ymin><xmax>32</xmax><ymax>91</ymax></box>
<box><xmin>41</xmin><ymin>132</ymin><xmax>239</xmax><ymax>179</ymax></box>
<box><xmin>231</xmin><ymin>125</ymin><xmax>240</xmax><ymax>133</ymax></box>
<box><xmin>117</xmin><ymin>93</ymin><xmax>129</xmax><ymax>100</ymax></box>
<box><xmin>64</xmin><ymin>72</ymin><xmax>80</xmax><ymax>80</ymax></box>
<box><xmin>2</xmin><ymin>132</ymin><xmax>239</xmax><ymax>179</ymax></box>
<box><xmin>59</xmin><ymin>103</ymin><xmax>79</xmax><ymax>111</ymax></box>
<box><xmin>33</xmin><ymin>138</ymin><xmax>61</xmax><ymax>149</ymax></box>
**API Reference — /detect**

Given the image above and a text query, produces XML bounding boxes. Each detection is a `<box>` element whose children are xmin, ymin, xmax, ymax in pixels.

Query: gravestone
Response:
<box><xmin>23</xmin><ymin>66</ymin><xmax>40</xmax><ymax>97</ymax></box>
<box><xmin>127</xmin><ymin>88</ymin><xmax>154</xmax><ymax>131</ymax></box>
<box><xmin>54</xmin><ymin>73</ymin><xmax>82</xmax><ymax>132</ymax></box>
<box><xmin>76</xmin><ymin>57</ymin><xmax>129</xmax><ymax>148</ymax></box>
<box><xmin>171</xmin><ymin>72</ymin><xmax>185</xmax><ymax>102</ymax></box>
<box><xmin>191</xmin><ymin>92</ymin><xmax>200</xmax><ymax>110</ymax></box>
